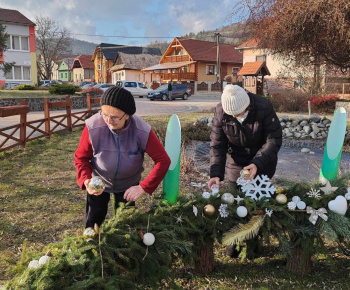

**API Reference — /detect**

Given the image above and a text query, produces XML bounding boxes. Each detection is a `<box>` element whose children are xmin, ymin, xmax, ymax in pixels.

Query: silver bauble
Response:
<box><xmin>221</xmin><ymin>193</ymin><xmax>235</xmax><ymax>204</ymax></box>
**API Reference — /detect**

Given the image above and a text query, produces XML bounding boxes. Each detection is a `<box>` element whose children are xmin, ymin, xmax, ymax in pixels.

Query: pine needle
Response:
<box><xmin>223</xmin><ymin>215</ymin><xmax>265</xmax><ymax>246</ymax></box>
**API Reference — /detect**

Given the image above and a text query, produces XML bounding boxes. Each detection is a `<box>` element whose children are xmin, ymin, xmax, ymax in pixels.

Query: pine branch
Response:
<box><xmin>222</xmin><ymin>215</ymin><xmax>265</xmax><ymax>246</ymax></box>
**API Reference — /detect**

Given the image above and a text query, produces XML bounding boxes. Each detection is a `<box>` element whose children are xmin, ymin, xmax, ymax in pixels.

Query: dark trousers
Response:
<box><xmin>85</xmin><ymin>191</ymin><xmax>134</xmax><ymax>228</ymax></box>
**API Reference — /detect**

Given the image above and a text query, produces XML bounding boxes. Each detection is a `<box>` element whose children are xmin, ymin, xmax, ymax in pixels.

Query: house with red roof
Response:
<box><xmin>142</xmin><ymin>37</ymin><xmax>243</xmax><ymax>84</ymax></box>
<box><xmin>72</xmin><ymin>54</ymin><xmax>94</xmax><ymax>83</ymax></box>
<box><xmin>0</xmin><ymin>7</ymin><xmax>37</xmax><ymax>87</ymax></box>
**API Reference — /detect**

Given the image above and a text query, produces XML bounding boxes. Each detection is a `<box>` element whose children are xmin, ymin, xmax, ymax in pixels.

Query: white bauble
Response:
<box><xmin>236</xmin><ymin>206</ymin><xmax>248</xmax><ymax>218</ymax></box>
<box><xmin>143</xmin><ymin>232</ymin><xmax>155</xmax><ymax>246</ymax></box>
<box><xmin>221</xmin><ymin>193</ymin><xmax>235</xmax><ymax>204</ymax></box>
<box><xmin>296</xmin><ymin>201</ymin><xmax>306</xmax><ymax>210</ymax></box>
<box><xmin>28</xmin><ymin>260</ymin><xmax>39</xmax><ymax>269</ymax></box>
<box><xmin>292</xmin><ymin>196</ymin><xmax>301</xmax><ymax>204</ymax></box>
<box><xmin>39</xmin><ymin>255</ymin><xmax>50</xmax><ymax>266</ymax></box>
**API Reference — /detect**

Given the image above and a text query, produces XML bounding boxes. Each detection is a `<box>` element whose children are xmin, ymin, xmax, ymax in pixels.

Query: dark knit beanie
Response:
<box><xmin>101</xmin><ymin>86</ymin><xmax>136</xmax><ymax>115</ymax></box>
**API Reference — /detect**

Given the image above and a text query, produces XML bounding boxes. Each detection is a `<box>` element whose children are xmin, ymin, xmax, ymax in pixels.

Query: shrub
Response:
<box><xmin>81</xmin><ymin>87</ymin><xmax>103</xmax><ymax>97</ymax></box>
<box><xmin>182</xmin><ymin>122</ymin><xmax>211</xmax><ymax>144</ymax></box>
<box><xmin>48</xmin><ymin>84</ymin><xmax>79</xmax><ymax>95</ymax></box>
<box><xmin>16</xmin><ymin>84</ymin><xmax>35</xmax><ymax>90</ymax></box>
<box><xmin>308</xmin><ymin>94</ymin><xmax>340</xmax><ymax>113</ymax></box>
<box><xmin>270</xmin><ymin>91</ymin><xmax>309</xmax><ymax>113</ymax></box>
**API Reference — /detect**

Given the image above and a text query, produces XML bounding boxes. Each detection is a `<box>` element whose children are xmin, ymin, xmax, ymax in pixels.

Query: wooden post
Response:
<box><xmin>86</xmin><ymin>93</ymin><xmax>92</xmax><ymax>112</ymax></box>
<box><xmin>66</xmin><ymin>95</ymin><xmax>72</xmax><ymax>131</ymax></box>
<box><xmin>19</xmin><ymin>100</ymin><xmax>28</xmax><ymax>147</ymax></box>
<box><xmin>43</xmin><ymin>98</ymin><xmax>50</xmax><ymax>139</ymax></box>
<box><xmin>343</xmin><ymin>83</ymin><xmax>345</xmax><ymax>98</ymax></box>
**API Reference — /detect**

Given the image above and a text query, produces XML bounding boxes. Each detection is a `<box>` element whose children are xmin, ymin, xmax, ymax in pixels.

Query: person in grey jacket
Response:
<box><xmin>208</xmin><ymin>85</ymin><xmax>282</xmax><ymax>191</ymax></box>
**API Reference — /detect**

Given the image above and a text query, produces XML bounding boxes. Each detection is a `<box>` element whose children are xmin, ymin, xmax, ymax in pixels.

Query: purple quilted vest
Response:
<box><xmin>86</xmin><ymin>113</ymin><xmax>151</xmax><ymax>193</ymax></box>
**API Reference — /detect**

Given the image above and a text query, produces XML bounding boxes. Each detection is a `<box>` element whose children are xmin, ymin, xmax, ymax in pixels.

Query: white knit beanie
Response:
<box><xmin>221</xmin><ymin>85</ymin><xmax>250</xmax><ymax>115</ymax></box>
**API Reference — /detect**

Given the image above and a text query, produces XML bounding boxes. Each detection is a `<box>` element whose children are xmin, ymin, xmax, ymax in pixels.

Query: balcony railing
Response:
<box><xmin>161</xmin><ymin>72</ymin><xmax>195</xmax><ymax>81</ymax></box>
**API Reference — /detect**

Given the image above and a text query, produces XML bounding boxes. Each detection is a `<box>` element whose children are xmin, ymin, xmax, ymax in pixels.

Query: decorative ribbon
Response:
<box><xmin>306</xmin><ymin>206</ymin><xmax>328</xmax><ymax>225</ymax></box>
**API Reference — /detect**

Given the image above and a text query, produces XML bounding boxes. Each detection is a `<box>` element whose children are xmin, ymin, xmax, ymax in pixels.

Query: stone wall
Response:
<box><xmin>0</xmin><ymin>96</ymin><xmax>100</xmax><ymax>111</ymax></box>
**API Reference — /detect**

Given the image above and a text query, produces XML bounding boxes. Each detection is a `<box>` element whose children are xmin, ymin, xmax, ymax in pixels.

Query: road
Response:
<box><xmin>0</xmin><ymin>95</ymin><xmax>220</xmax><ymax>149</ymax></box>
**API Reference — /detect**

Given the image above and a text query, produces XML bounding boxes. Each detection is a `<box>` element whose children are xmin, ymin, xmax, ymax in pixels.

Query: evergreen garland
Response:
<box><xmin>6</xmin><ymin>174</ymin><xmax>350</xmax><ymax>289</ymax></box>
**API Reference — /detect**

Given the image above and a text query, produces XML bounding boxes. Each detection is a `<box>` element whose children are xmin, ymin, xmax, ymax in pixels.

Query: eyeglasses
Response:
<box><xmin>100</xmin><ymin>111</ymin><xmax>126</xmax><ymax>122</ymax></box>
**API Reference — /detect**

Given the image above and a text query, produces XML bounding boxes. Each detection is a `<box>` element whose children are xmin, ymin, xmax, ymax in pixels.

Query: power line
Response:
<box><xmin>72</xmin><ymin>33</ymin><xmax>174</xmax><ymax>39</ymax></box>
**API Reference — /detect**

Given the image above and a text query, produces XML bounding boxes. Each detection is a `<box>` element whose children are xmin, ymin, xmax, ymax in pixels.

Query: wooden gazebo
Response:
<box><xmin>237</xmin><ymin>61</ymin><xmax>270</xmax><ymax>95</ymax></box>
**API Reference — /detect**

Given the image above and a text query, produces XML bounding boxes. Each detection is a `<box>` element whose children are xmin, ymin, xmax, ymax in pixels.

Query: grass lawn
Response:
<box><xmin>0</xmin><ymin>113</ymin><xmax>349</xmax><ymax>288</ymax></box>
<box><xmin>0</xmin><ymin>90</ymin><xmax>82</xmax><ymax>99</ymax></box>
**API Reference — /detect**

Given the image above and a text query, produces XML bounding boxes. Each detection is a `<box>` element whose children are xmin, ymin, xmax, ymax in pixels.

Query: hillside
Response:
<box><xmin>69</xmin><ymin>38</ymin><xmax>98</xmax><ymax>55</ymax></box>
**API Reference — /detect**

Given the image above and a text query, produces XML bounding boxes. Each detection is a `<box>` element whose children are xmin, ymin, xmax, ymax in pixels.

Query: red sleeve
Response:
<box><xmin>140</xmin><ymin>130</ymin><xmax>171</xmax><ymax>194</ymax></box>
<box><xmin>74</xmin><ymin>126</ymin><xmax>93</xmax><ymax>190</ymax></box>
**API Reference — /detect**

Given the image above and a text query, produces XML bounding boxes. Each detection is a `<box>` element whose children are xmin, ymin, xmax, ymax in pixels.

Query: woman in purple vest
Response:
<box><xmin>75</xmin><ymin>87</ymin><xmax>171</xmax><ymax>229</ymax></box>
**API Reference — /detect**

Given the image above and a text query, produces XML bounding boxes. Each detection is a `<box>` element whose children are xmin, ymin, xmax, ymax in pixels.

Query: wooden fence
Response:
<box><xmin>0</xmin><ymin>94</ymin><xmax>101</xmax><ymax>152</ymax></box>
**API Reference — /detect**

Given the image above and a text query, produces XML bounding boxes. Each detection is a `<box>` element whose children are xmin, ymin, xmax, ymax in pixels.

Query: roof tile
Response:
<box><xmin>0</xmin><ymin>8</ymin><xmax>35</xmax><ymax>26</ymax></box>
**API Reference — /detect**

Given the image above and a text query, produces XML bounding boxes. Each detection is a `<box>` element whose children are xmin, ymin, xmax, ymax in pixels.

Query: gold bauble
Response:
<box><xmin>83</xmin><ymin>227</ymin><xmax>96</xmax><ymax>238</ymax></box>
<box><xmin>204</xmin><ymin>204</ymin><xmax>216</xmax><ymax>216</ymax></box>
<box><xmin>276</xmin><ymin>193</ymin><xmax>287</xmax><ymax>204</ymax></box>
<box><xmin>240</xmin><ymin>169</ymin><xmax>250</xmax><ymax>178</ymax></box>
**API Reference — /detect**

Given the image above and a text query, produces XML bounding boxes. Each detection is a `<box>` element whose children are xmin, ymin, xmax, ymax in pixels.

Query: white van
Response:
<box><xmin>115</xmin><ymin>81</ymin><xmax>151</xmax><ymax>98</ymax></box>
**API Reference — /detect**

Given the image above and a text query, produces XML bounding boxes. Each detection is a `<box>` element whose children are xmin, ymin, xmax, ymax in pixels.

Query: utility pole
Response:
<box><xmin>215</xmin><ymin>33</ymin><xmax>221</xmax><ymax>83</ymax></box>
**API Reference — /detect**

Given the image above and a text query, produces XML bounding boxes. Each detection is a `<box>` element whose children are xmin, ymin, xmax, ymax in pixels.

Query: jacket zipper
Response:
<box><xmin>113</xmin><ymin>134</ymin><xmax>121</xmax><ymax>191</ymax></box>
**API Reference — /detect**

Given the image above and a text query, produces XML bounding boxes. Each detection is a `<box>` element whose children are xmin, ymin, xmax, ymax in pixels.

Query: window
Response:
<box><xmin>206</xmin><ymin>64</ymin><xmax>216</xmax><ymax>75</ymax></box>
<box><xmin>232</xmin><ymin>67</ymin><xmax>240</xmax><ymax>74</ymax></box>
<box><xmin>65</xmin><ymin>72</ymin><xmax>67</xmax><ymax>78</ymax></box>
<box><xmin>9</xmin><ymin>35</ymin><xmax>29</xmax><ymax>51</ymax></box>
<box><xmin>256</xmin><ymin>55</ymin><xmax>266</xmax><ymax>62</ymax></box>
<box><xmin>5</xmin><ymin>66</ymin><xmax>31</xmax><ymax>80</ymax></box>
<box><xmin>98</xmin><ymin>64</ymin><xmax>101</xmax><ymax>70</ymax></box>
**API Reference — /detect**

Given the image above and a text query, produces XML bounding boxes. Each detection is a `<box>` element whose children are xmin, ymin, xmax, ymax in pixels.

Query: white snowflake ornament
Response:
<box><xmin>306</xmin><ymin>188</ymin><xmax>321</xmax><ymax>199</ymax></box>
<box><xmin>241</xmin><ymin>175</ymin><xmax>276</xmax><ymax>200</ymax></box>
<box><xmin>218</xmin><ymin>203</ymin><xmax>229</xmax><ymax>218</ymax></box>
<box><xmin>265</xmin><ymin>208</ymin><xmax>273</xmax><ymax>217</ymax></box>
<box><xmin>287</xmin><ymin>201</ymin><xmax>297</xmax><ymax>210</ymax></box>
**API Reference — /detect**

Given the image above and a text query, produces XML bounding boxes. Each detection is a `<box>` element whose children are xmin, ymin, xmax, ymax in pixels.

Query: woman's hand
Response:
<box><xmin>84</xmin><ymin>179</ymin><xmax>104</xmax><ymax>196</ymax></box>
<box><xmin>243</xmin><ymin>164</ymin><xmax>257</xmax><ymax>180</ymax></box>
<box><xmin>124</xmin><ymin>185</ymin><xmax>145</xmax><ymax>202</ymax></box>
<box><xmin>208</xmin><ymin>177</ymin><xmax>220</xmax><ymax>191</ymax></box>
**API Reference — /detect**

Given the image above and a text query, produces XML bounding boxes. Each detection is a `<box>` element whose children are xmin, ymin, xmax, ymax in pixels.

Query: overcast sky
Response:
<box><xmin>1</xmin><ymin>0</ymin><xmax>244</xmax><ymax>45</ymax></box>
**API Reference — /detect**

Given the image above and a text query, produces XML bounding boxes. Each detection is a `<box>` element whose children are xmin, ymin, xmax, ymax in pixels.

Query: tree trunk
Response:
<box><xmin>286</xmin><ymin>245</ymin><xmax>313</xmax><ymax>275</ymax></box>
<box><xmin>194</xmin><ymin>240</ymin><xmax>215</xmax><ymax>273</ymax></box>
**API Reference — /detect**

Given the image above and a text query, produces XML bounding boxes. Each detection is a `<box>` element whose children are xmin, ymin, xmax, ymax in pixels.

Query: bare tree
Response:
<box><xmin>229</xmin><ymin>0</ymin><xmax>350</xmax><ymax>93</ymax></box>
<box><xmin>35</xmin><ymin>16</ymin><xmax>71</xmax><ymax>80</ymax></box>
<box><xmin>0</xmin><ymin>22</ymin><xmax>14</xmax><ymax>74</ymax></box>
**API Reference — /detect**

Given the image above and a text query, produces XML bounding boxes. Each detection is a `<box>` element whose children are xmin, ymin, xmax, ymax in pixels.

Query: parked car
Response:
<box><xmin>115</xmin><ymin>81</ymin><xmax>151</xmax><ymax>98</ymax></box>
<box><xmin>40</xmin><ymin>80</ymin><xmax>61</xmax><ymax>87</ymax></box>
<box><xmin>4</xmin><ymin>82</ymin><xmax>21</xmax><ymax>89</ymax></box>
<box><xmin>81</xmin><ymin>83</ymin><xmax>97</xmax><ymax>89</ymax></box>
<box><xmin>93</xmin><ymin>83</ymin><xmax>115</xmax><ymax>92</ymax></box>
<box><xmin>147</xmin><ymin>83</ymin><xmax>191</xmax><ymax>101</ymax></box>
<box><xmin>79</xmin><ymin>81</ymin><xmax>96</xmax><ymax>87</ymax></box>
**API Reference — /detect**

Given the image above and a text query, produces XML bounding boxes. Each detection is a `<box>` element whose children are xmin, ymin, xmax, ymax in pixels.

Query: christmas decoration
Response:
<box><xmin>221</xmin><ymin>193</ymin><xmax>235</xmax><ymax>204</ymax></box>
<box><xmin>236</xmin><ymin>206</ymin><xmax>248</xmax><ymax>217</ymax></box>
<box><xmin>143</xmin><ymin>233</ymin><xmax>155</xmax><ymax>246</ymax></box>
<box><xmin>223</xmin><ymin>215</ymin><xmax>265</xmax><ymax>246</ymax></box>
<box><xmin>202</xmin><ymin>191</ymin><xmax>211</xmax><ymax>199</ymax></box>
<box><xmin>240</xmin><ymin>169</ymin><xmax>250</xmax><ymax>178</ymax></box>
<box><xmin>276</xmin><ymin>193</ymin><xmax>287</xmax><ymax>204</ymax></box>
<box><xmin>306</xmin><ymin>188</ymin><xmax>321</xmax><ymax>199</ymax></box>
<box><xmin>234</xmin><ymin>195</ymin><xmax>244</xmax><ymax>204</ymax></box>
<box><xmin>287</xmin><ymin>201</ymin><xmax>297</xmax><ymax>210</ymax></box>
<box><xmin>297</xmin><ymin>201</ymin><xmax>307</xmax><ymax>210</ymax></box>
<box><xmin>292</xmin><ymin>196</ymin><xmax>301</xmax><ymax>204</ymax></box>
<box><xmin>306</xmin><ymin>206</ymin><xmax>328</xmax><ymax>225</ymax></box>
<box><xmin>28</xmin><ymin>260</ymin><xmax>39</xmax><ymax>269</ymax></box>
<box><xmin>89</xmin><ymin>176</ymin><xmax>105</xmax><ymax>191</ymax></box>
<box><xmin>265</xmin><ymin>208</ymin><xmax>273</xmax><ymax>217</ymax></box>
<box><xmin>241</xmin><ymin>175</ymin><xmax>276</xmax><ymax>200</ymax></box>
<box><xmin>218</xmin><ymin>204</ymin><xmax>229</xmax><ymax>218</ymax></box>
<box><xmin>204</xmin><ymin>204</ymin><xmax>215</xmax><ymax>216</ymax></box>
<box><xmin>175</xmin><ymin>213</ymin><xmax>184</xmax><ymax>225</ymax></box>
<box><xmin>320</xmin><ymin>181</ymin><xmax>338</xmax><ymax>195</ymax></box>
<box><xmin>38</xmin><ymin>255</ymin><xmax>50</xmax><ymax>266</ymax></box>
<box><xmin>193</xmin><ymin>205</ymin><xmax>198</xmax><ymax>217</ymax></box>
<box><xmin>83</xmin><ymin>227</ymin><xmax>96</xmax><ymax>238</ymax></box>
<box><xmin>345</xmin><ymin>192</ymin><xmax>350</xmax><ymax>201</ymax></box>
<box><xmin>328</xmin><ymin>195</ymin><xmax>348</xmax><ymax>215</ymax></box>
<box><xmin>237</xmin><ymin>177</ymin><xmax>250</xmax><ymax>187</ymax></box>
<box><xmin>210</xmin><ymin>184</ymin><xmax>219</xmax><ymax>197</ymax></box>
